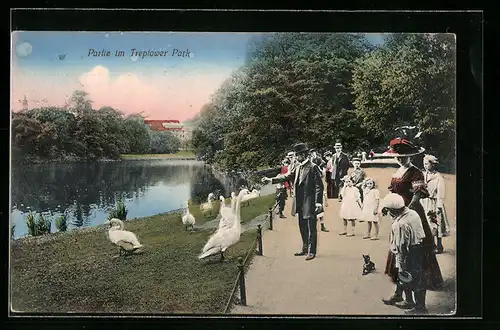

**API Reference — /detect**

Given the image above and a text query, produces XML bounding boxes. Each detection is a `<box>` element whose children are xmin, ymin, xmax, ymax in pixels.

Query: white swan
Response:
<box><xmin>107</xmin><ymin>218</ymin><xmax>143</xmax><ymax>256</ymax></box>
<box><xmin>241</xmin><ymin>189</ymin><xmax>260</xmax><ymax>206</ymax></box>
<box><xmin>219</xmin><ymin>195</ymin><xmax>233</xmax><ymax>220</ymax></box>
<box><xmin>198</xmin><ymin>189</ymin><xmax>250</xmax><ymax>262</ymax></box>
<box><xmin>218</xmin><ymin>193</ymin><xmax>236</xmax><ymax>230</ymax></box>
<box><xmin>230</xmin><ymin>192</ymin><xmax>237</xmax><ymax>211</ymax></box>
<box><xmin>200</xmin><ymin>192</ymin><xmax>216</xmax><ymax>216</ymax></box>
<box><xmin>181</xmin><ymin>202</ymin><xmax>196</xmax><ymax>231</ymax></box>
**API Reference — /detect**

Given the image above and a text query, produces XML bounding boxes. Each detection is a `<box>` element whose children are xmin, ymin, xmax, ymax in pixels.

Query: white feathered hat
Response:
<box><xmin>382</xmin><ymin>193</ymin><xmax>405</xmax><ymax>209</ymax></box>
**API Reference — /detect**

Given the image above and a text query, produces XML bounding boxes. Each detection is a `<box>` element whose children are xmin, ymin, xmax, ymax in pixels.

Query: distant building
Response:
<box><xmin>144</xmin><ymin>119</ymin><xmax>194</xmax><ymax>149</ymax></box>
<box><xmin>22</xmin><ymin>95</ymin><xmax>28</xmax><ymax>111</ymax></box>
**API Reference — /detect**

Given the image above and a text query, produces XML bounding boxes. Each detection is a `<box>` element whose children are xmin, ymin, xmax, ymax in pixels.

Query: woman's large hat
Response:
<box><xmin>292</xmin><ymin>142</ymin><xmax>309</xmax><ymax>154</ymax></box>
<box><xmin>383</xmin><ymin>137</ymin><xmax>425</xmax><ymax>157</ymax></box>
<box><xmin>324</xmin><ymin>151</ymin><xmax>332</xmax><ymax>157</ymax></box>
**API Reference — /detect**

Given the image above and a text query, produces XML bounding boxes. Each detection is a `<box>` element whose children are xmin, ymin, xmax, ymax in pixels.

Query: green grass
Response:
<box><xmin>10</xmin><ymin>194</ymin><xmax>276</xmax><ymax>314</ymax></box>
<box><xmin>121</xmin><ymin>150</ymin><xmax>196</xmax><ymax>160</ymax></box>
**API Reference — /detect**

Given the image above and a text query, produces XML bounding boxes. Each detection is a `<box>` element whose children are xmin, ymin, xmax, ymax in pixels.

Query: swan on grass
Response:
<box><xmin>198</xmin><ymin>189</ymin><xmax>250</xmax><ymax>262</ymax></box>
<box><xmin>241</xmin><ymin>189</ymin><xmax>260</xmax><ymax>206</ymax></box>
<box><xmin>107</xmin><ymin>218</ymin><xmax>143</xmax><ymax>256</ymax></box>
<box><xmin>181</xmin><ymin>202</ymin><xmax>196</xmax><ymax>231</ymax></box>
<box><xmin>218</xmin><ymin>192</ymin><xmax>236</xmax><ymax>230</ymax></box>
<box><xmin>200</xmin><ymin>193</ymin><xmax>216</xmax><ymax>216</ymax></box>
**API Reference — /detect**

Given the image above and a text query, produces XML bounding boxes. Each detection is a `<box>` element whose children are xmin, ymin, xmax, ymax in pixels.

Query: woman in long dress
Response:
<box><xmin>382</xmin><ymin>137</ymin><xmax>444</xmax><ymax>313</ymax></box>
<box><xmin>420</xmin><ymin>154</ymin><xmax>450</xmax><ymax>254</ymax></box>
<box><xmin>324</xmin><ymin>151</ymin><xmax>335</xmax><ymax>198</ymax></box>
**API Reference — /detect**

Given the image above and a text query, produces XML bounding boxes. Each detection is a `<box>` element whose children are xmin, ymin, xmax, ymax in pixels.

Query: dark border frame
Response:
<box><xmin>6</xmin><ymin>7</ymin><xmax>484</xmax><ymax>330</ymax></box>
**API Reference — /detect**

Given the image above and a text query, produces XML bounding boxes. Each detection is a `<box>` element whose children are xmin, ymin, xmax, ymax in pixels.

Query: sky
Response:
<box><xmin>11</xmin><ymin>32</ymin><xmax>386</xmax><ymax>121</ymax></box>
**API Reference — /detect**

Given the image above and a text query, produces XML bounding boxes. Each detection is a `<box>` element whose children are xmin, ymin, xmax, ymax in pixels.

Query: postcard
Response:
<box><xmin>10</xmin><ymin>31</ymin><xmax>456</xmax><ymax>316</ymax></box>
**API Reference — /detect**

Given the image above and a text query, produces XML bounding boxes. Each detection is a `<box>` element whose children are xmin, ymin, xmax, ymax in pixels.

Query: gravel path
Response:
<box><xmin>231</xmin><ymin>168</ymin><xmax>456</xmax><ymax>315</ymax></box>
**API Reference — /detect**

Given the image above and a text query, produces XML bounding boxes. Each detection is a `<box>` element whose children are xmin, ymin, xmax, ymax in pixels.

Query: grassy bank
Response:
<box><xmin>121</xmin><ymin>150</ymin><xmax>196</xmax><ymax>160</ymax></box>
<box><xmin>10</xmin><ymin>194</ymin><xmax>276</xmax><ymax>313</ymax></box>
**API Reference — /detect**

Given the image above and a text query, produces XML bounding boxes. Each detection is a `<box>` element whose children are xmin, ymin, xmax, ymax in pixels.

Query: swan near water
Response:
<box><xmin>107</xmin><ymin>218</ymin><xmax>143</xmax><ymax>256</ymax></box>
<box><xmin>241</xmin><ymin>189</ymin><xmax>260</xmax><ymax>206</ymax></box>
<box><xmin>182</xmin><ymin>202</ymin><xmax>196</xmax><ymax>231</ymax></box>
<box><xmin>200</xmin><ymin>193</ymin><xmax>216</xmax><ymax>216</ymax></box>
<box><xmin>198</xmin><ymin>189</ymin><xmax>250</xmax><ymax>262</ymax></box>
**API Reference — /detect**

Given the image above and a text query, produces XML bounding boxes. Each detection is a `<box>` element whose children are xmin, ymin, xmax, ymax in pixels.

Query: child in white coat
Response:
<box><xmin>360</xmin><ymin>178</ymin><xmax>381</xmax><ymax>240</ymax></box>
<box><xmin>339</xmin><ymin>176</ymin><xmax>362</xmax><ymax>237</ymax></box>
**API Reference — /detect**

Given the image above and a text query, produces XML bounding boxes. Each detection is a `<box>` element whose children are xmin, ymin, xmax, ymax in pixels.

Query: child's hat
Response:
<box><xmin>382</xmin><ymin>193</ymin><xmax>405</xmax><ymax>209</ymax></box>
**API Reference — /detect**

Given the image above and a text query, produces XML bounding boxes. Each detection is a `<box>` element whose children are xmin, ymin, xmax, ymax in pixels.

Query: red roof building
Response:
<box><xmin>144</xmin><ymin>119</ymin><xmax>183</xmax><ymax>131</ymax></box>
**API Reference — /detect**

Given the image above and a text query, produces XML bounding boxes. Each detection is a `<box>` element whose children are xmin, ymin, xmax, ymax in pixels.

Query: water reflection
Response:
<box><xmin>11</xmin><ymin>160</ymin><xmax>249</xmax><ymax>239</ymax></box>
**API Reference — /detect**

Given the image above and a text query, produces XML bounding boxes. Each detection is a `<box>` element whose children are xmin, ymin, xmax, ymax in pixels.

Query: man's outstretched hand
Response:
<box><xmin>261</xmin><ymin>177</ymin><xmax>271</xmax><ymax>184</ymax></box>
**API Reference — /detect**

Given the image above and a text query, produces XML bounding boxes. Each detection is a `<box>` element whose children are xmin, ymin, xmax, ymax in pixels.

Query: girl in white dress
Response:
<box><xmin>360</xmin><ymin>178</ymin><xmax>381</xmax><ymax>240</ymax></box>
<box><xmin>339</xmin><ymin>176</ymin><xmax>362</xmax><ymax>237</ymax></box>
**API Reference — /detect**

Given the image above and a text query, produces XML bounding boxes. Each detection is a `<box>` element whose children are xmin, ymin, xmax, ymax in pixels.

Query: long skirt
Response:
<box><xmin>332</xmin><ymin>179</ymin><xmax>343</xmax><ymax>199</ymax></box>
<box><xmin>385</xmin><ymin>202</ymin><xmax>444</xmax><ymax>290</ymax></box>
<box><xmin>326</xmin><ymin>172</ymin><xmax>335</xmax><ymax>198</ymax></box>
<box><xmin>421</xmin><ymin>198</ymin><xmax>451</xmax><ymax>237</ymax></box>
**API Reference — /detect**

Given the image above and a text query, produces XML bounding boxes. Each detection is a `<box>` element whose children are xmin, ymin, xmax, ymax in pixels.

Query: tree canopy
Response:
<box><xmin>192</xmin><ymin>33</ymin><xmax>456</xmax><ymax>171</ymax></box>
<box><xmin>12</xmin><ymin>90</ymin><xmax>182</xmax><ymax>163</ymax></box>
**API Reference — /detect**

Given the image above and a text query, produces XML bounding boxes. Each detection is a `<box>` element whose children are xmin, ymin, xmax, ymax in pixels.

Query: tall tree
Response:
<box><xmin>351</xmin><ymin>33</ymin><xmax>456</xmax><ymax>167</ymax></box>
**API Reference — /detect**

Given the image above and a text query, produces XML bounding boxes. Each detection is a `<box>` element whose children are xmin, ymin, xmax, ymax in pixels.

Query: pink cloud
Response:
<box><xmin>12</xmin><ymin>64</ymin><xmax>236</xmax><ymax>121</ymax></box>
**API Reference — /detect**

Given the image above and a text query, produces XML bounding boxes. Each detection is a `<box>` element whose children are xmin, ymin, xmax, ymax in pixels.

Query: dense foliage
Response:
<box><xmin>12</xmin><ymin>91</ymin><xmax>182</xmax><ymax>162</ymax></box>
<box><xmin>192</xmin><ymin>33</ymin><xmax>456</xmax><ymax>171</ymax></box>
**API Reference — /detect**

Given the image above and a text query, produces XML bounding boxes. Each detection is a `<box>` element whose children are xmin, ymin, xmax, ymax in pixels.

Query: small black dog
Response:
<box><xmin>362</xmin><ymin>254</ymin><xmax>376</xmax><ymax>275</ymax></box>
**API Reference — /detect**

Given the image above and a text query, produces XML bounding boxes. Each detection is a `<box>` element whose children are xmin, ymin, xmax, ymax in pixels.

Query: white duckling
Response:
<box><xmin>181</xmin><ymin>202</ymin><xmax>196</xmax><ymax>231</ymax></box>
<box><xmin>198</xmin><ymin>189</ymin><xmax>250</xmax><ymax>262</ymax></box>
<box><xmin>200</xmin><ymin>192</ymin><xmax>216</xmax><ymax>216</ymax></box>
<box><xmin>107</xmin><ymin>218</ymin><xmax>143</xmax><ymax>256</ymax></box>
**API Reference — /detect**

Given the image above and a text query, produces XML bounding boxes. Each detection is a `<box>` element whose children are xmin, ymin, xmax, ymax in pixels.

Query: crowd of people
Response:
<box><xmin>261</xmin><ymin>135</ymin><xmax>450</xmax><ymax>314</ymax></box>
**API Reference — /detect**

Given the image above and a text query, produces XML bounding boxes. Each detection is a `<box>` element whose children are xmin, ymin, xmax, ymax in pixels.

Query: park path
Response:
<box><xmin>231</xmin><ymin>168</ymin><xmax>456</xmax><ymax>315</ymax></box>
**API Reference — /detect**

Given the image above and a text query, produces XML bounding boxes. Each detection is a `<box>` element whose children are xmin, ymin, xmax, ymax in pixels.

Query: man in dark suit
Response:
<box><xmin>331</xmin><ymin>141</ymin><xmax>350</xmax><ymax>200</ymax></box>
<box><xmin>262</xmin><ymin>142</ymin><xmax>324</xmax><ymax>261</ymax></box>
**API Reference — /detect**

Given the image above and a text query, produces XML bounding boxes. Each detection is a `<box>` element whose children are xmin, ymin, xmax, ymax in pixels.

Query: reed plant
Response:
<box><xmin>55</xmin><ymin>215</ymin><xmax>68</xmax><ymax>232</ymax></box>
<box><xmin>36</xmin><ymin>214</ymin><xmax>52</xmax><ymax>235</ymax></box>
<box><xmin>107</xmin><ymin>200</ymin><xmax>128</xmax><ymax>221</ymax></box>
<box><xmin>25</xmin><ymin>212</ymin><xmax>52</xmax><ymax>236</ymax></box>
<box><xmin>26</xmin><ymin>212</ymin><xmax>37</xmax><ymax>236</ymax></box>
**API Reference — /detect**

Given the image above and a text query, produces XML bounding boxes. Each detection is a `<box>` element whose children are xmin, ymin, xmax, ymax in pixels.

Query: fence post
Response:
<box><xmin>257</xmin><ymin>224</ymin><xmax>263</xmax><ymax>256</ymax></box>
<box><xmin>237</xmin><ymin>257</ymin><xmax>247</xmax><ymax>306</ymax></box>
<box><xmin>268</xmin><ymin>207</ymin><xmax>273</xmax><ymax>230</ymax></box>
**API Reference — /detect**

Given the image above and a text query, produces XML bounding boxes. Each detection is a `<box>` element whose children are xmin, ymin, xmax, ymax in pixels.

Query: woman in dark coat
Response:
<box><xmin>382</xmin><ymin>137</ymin><xmax>444</xmax><ymax>314</ymax></box>
<box><xmin>323</xmin><ymin>151</ymin><xmax>334</xmax><ymax>198</ymax></box>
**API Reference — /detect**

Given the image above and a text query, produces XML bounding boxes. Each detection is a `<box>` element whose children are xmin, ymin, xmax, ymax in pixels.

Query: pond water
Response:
<box><xmin>10</xmin><ymin>159</ymin><xmax>274</xmax><ymax>239</ymax></box>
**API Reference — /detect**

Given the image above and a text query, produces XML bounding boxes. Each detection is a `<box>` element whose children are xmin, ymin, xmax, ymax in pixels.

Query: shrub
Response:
<box><xmin>55</xmin><ymin>215</ymin><xmax>68</xmax><ymax>232</ymax></box>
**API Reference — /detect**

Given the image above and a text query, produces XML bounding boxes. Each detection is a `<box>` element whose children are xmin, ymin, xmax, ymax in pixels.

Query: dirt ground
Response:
<box><xmin>231</xmin><ymin>167</ymin><xmax>456</xmax><ymax>315</ymax></box>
